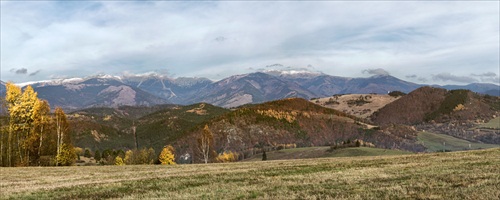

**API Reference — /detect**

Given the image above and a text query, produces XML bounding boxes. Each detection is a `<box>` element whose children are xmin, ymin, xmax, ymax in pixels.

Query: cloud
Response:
<box><xmin>471</xmin><ymin>72</ymin><xmax>497</xmax><ymax>77</ymax></box>
<box><xmin>29</xmin><ymin>70</ymin><xmax>41</xmax><ymax>76</ymax></box>
<box><xmin>432</xmin><ymin>73</ymin><xmax>478</xmax><ymax>83</ymax></box>
<box><xmin>418</xmin><ymin>77</ymin><xmax>428</xmax><ymax>83</ymax></box>
<box><xmin>362</xmin><ymin>68</ymin><xmax>390</xmax><ymax>76</ymax></box>
<box><xmin>10</xmin><ymin>68</ymin><xmax>28</xmax><ymax>75</ymax></box>
<box><xmin>405</xmin><ymin>74</ymin><xmax>428</xmax><ymax>83</ymax></box>
<box><xmin>470</xmin><ymin>72</ymin><xmax>499</xmax><ymax>83</ymax></box>
<box><xmin>0</xmin><ymin>1</ymin><xmax>498</xmax><ymax>84</ymax></box>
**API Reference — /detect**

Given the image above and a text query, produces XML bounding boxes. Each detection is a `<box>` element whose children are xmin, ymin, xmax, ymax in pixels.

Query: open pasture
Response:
<box><xmin>1</xmin><ymin>148</ymin><xmax>499</xmax><ymax>199</ymax></box>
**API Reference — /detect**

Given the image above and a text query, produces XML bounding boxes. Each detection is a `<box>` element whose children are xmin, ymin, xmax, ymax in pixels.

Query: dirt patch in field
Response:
<box><xmin>186</xmin><ymin>103</ymin><xmax>208</xmax><ymax>115</ymax></box>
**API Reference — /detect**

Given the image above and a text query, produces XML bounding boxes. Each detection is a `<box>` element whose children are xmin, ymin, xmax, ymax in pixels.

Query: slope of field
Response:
<box><xmin>479</xmin><ymin>117</ymin><xmax>500</xmax><ymax>129</ymax></box>
<box><xmin>312</xmin><ymin>94</ymin><xmax>399</xmax><ymax>119</ymax></box>
<box><xmin>1</xmin><ymin>148</ymin><xmax>499</xmax><ymax>199</ymax></box>
<box><xmin>418</xmin><ymin>131</ymin><xmax>499</xmax><ymax>152</ymax></box>
<box><xmin>244</xmin><ymin>147</ymin><xmax>412</xmax><ymax>161</ymax></box>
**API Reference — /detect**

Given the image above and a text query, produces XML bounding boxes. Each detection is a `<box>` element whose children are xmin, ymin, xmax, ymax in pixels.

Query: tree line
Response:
<box><xmin>0</xmin><ymin>83</ymin><xmax>75</xmax><ymax>166</ymax></box>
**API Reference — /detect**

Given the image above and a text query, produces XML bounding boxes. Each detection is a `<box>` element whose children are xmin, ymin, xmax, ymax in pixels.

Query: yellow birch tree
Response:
<box><xmin>159</xmin><ymin>145</ymin><xmax>176</xmax><ymax>165</ymax></box>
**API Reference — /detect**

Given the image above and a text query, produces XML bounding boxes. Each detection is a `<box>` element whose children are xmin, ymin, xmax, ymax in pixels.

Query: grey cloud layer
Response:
<box><xmin>1</xmin><ymin>1</ymin><xmax>499</xmax><ymax>85</ymax></box>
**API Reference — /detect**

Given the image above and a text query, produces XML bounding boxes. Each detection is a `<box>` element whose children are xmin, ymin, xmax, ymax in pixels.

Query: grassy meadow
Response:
<box><xmin>479</xmin><ymin>117</ymin><xmax>500</xmax><ymax>129</ymax></box>
<box><xmin>418</xmin><ymin>131</ymin><xmax>499</xmax><ymax>152</ymax></box>
<box><xmin>1</xmin><ymin>148</ymin><xmax>499</xmax><ymax>199</ymax></box>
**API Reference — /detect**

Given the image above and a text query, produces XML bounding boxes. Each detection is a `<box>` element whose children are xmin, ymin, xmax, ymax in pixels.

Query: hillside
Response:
<box><xmin>68</xmin><ymin>103</ymin><xmax>229</xmax><ymax>151</ymax></box>
<box><xmin>372</xmin><ymin>87</ymin><xmax>499</xmax><ymax>125</ymax></box>
<box><xmin>174</xmin><ymin>98</ymin><xmax>425</xmax><ymax>163</ymax></box>
<box><xmin>417</xmin><ymin>131</ymin><xmax>499</xmax><ymax>152</ymax></box>
<box><xmin>372</xmin><ymin>87</ymin><xmax>500</xmax><ymax>144</ymax></box>
<box><xmin>312</xmin><ymin>94</ymin><xmax>400</xmax><ymax>118</ymax></box>
<box><xmin>135</xmin><ymin>103</ymin><xmax>230</xmax><ymax>150</ymax></box>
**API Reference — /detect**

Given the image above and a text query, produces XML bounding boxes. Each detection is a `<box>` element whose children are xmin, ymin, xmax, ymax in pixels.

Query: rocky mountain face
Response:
<box><xmin>3</xmin><ymin>70</ymin><xmax>499</xmax><ymax>110</ymax></box>
<box><xmin>122</xmin><ymin>74</ymin><xmax>212</xmax><ymax>104</ymax></box>
<box><xmin>190</xmin><ymin>72</ymin><xmax>317</xmax><ymax>108</ymax></box>
<box><xmin>27</xmin><ymin>76</ymin><xmax>169</xmax><ymax>110</ymax></box>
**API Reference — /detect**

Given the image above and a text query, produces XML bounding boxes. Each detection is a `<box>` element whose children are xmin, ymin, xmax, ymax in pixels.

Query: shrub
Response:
<box><xmin>388</xmin><ymin>91</ymin><xmax>406</xmax><ymax>97</ymax></box>
<box><xmin>216</xmin><ymin>151</ymin><xmax>239</xmax><ymax>163</ymax></box>
<box><xmin>84</xmin><ymin>149</ymin><xmax>92</xmax><ymax>158</ymax></box>
<box><xmin>115</xmin><ymin>156</ymin><xmax>125</xmax><ymax>165</ymax></box>
<box><xmin>56</xmin><ymin>144</ymin><xmax>76</xmax><ymax>166</ymax></box>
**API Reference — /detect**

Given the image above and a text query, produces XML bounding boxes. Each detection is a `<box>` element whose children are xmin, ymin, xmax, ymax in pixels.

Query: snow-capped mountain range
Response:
<box><xmin>1</xmin><ymin>69</ymin><xmax>498</xmax><ymax>110</ymax></box>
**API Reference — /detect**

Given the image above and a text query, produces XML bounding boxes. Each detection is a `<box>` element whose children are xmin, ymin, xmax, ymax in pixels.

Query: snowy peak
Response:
<box><xmin>263</xmin><ymin>68</ymin><xmax>323</xmax><ymax>79</ymax></box>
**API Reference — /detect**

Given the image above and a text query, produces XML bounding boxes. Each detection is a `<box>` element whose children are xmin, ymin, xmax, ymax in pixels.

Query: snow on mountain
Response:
<box><xmin>263</xmin><ymin>68</ymin><xmax>323</xmax><ymax>79</ymax></box>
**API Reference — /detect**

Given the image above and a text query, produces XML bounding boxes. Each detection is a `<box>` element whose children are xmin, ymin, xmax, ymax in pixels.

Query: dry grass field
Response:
<box><xmin>1</xmin><ymin>148</ymin><xmax>499</xmax><ymax>199</ymax></box>
<box><xmin>312</xmin><ymin>94</ymin><xmax>398</xmax><ymax>118</ymax></box>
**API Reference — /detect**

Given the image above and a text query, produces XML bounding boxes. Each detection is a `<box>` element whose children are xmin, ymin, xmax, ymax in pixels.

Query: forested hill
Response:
<box><xmin>173</xmin><ymin>98</ymin><xmax>424</xmax><ymax>163</ymax></box>
<box><xmin>371</xmin><ymin>87</ymin><xmax>499</xmax><ymax>125</ymax></box>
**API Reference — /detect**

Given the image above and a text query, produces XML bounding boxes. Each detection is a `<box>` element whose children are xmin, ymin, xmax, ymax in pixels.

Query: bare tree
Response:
<box><xmin>198</xmin><ymin>125</ymin><xmax>214</xmax><ymax>164</ymax></box>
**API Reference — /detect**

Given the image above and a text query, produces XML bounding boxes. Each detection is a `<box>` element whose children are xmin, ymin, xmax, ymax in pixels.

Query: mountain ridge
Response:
<box><xmin>1</xmin><ymin>71</ymin><xmax>498</xmax><ymax>110</ymax></box>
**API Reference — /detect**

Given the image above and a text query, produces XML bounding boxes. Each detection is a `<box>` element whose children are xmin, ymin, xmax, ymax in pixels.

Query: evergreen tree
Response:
<box><xmin>84</xmin><ymin>149</ymin><xmax>92</xmax><ymax>158</ymax></box>
<box><xmin>262</xmin><ymin>151</ymin><xmax>267</xmax><ymax>161</ymax></box>
<box><xmin>94</xmin><ymin>150</ymin><xmax>101</xmax><ymax>161</ymax></box>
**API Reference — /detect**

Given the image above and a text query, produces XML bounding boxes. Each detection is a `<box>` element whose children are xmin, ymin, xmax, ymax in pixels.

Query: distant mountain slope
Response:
<box><xmin>122</xmin><ymin>74</ymin><xmax>212</xmax><ymax>104</ymax></box>
<box><xmin>441</xmin><ymin>83</ymin><xmax>500</xmax><ymax>96</ymax></box>
<box><xmin>286</xmin><ymin>75</ymin><xmax>350</xmax><ymax>97</ymax></box>
<box><xmin>30</xmin><ymin>77</ymin><xmax>169</xmax><ymax>110</ymax></box>
<box><xmin>3</xmin><ymin>70</ymin><xmax>498</xmax><ymax>111</ymax></box>
<box><xmin>341</xmin><ymin>75</ymin><xmax>421</xmax><ymax>94</ymax></box>
<box><xmin>174</xmin><ymin>98</ymin><xmax>424</xmax><ymax>163</ymax></box>
<box><xmin>190</xmin><ymin>72</ymin><xmax>316</xmax><ymax>108</ymax></box>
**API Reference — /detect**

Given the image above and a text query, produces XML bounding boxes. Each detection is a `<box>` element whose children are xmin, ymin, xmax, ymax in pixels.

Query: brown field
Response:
<box><xmin>1</xmin><ymin>148</ymin><xmax>499</xmax><ymax>199</ymax></box>
<box><xmin>312</xmin><ymin>94</ymin><xmax>398</xmax><ymax>118</ymax></box>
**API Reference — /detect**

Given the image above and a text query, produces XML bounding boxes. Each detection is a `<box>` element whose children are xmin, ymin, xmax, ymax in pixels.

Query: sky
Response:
<box><xmin>1</xmin><ymin>1</ymin><xmax>499</xmax><ymax>85</ymax></box>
